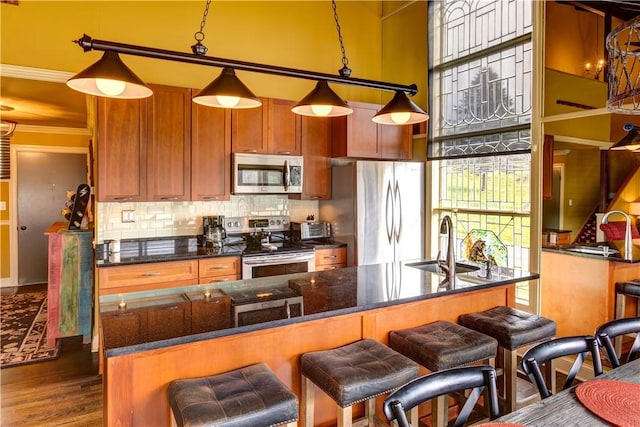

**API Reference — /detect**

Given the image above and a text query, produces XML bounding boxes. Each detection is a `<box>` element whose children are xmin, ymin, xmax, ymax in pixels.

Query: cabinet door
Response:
<box><xmin>231</xmin><ymin>99</ymin><xmax>268</xmax><ymax>153</ymax></box>
<box><xmin>268</xmin><ymin>98</ymin><xmax>301</xmax><ymax>155</ymax></box>
<box><xmin>300</xmin><ymin>117</ymin><xmax>332</xmax><ymax>200</ymax></box>
<box><xmin>191</xmin><ymin>297</ymin><xmax>232</xmax><ymax>333</ymax></box>
<box><xmin>147</xmin><ymin>84</ymin><xmax>192</xmax><ymax>201</ymax></box>
<box><xmin>192</xmin><ymin>105</ymin><xmax>231</xmax><ymax>201</ymax></box>
<box><xmin>146</xmin><ymin>302</ymin><xmax>192</xmax><ymax>341</ymax></box>
<box><xmin>315</xmin><ymin>247</ymin><xmax>347</xmax><ymax>270</ymax></box>
<box><xmin>101</xmin><ymin>309</ymin><xmax>148</xmax><ymax>348</ymax></box>
<box><xmin>97</xmin><ymin>97</ymin><xmax>147</xmax><ymax>202</ymax></box>
<box><xmin>380</xmin><ymin>122</ymin><xmax>412</xmax><ymax>160</ymax></box>
<box><xmin>332</xmin><ymin>102</ymin><xmax>379</xmax><ymax>158</ymax></box>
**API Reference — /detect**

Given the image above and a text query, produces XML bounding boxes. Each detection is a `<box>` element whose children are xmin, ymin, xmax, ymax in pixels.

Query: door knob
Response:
<box><xmin>20</xmin><ymin>226</ymin><xmax>27</xmax><ymax>231</ymax></box>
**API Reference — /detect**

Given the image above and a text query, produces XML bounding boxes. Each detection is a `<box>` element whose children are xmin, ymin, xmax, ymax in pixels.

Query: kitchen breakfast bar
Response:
<box><xmin>99</xmin><ymin>261</ymin><xmax>537</xmax><ymax>426</ymax></box>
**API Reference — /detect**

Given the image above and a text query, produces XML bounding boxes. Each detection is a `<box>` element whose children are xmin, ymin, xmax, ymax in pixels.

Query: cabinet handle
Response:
<box><xmin>116</xmin><ymin>311</ymin><xmax>134</xmax><ymax>317</ymax></box>
<box><xmin>277</xmin><ymin>151</ymin><xmax>291</xmax><ymax>155</ymax></box>
<box><xmin>159</xmin><ymin>305</ymin><xmax>179</xmax><ymax>311</ymax></box>
<box><xmin>323</xmin><ymin>255</ymin><xmax>337</xmax><ymax>259</ymax></box>
<box><xmin>211</xmin><ymin>266</ymin><xmax>229</xmax><ymax>270</ymax></box>
<box><xmin>203</xmin><ymin>196</ymin><xmax>220</xmax><ymax>200</ymax></box>
<box><xmin>113</xmin><ymin>197</ymin><xmax>133</xmax><ymax>201</ymax></box>
<box><xmin>212</xmin><ymin>278</ymin><xmax>231</xmax><ymax>282</ymax></box>
<box><xmin>141</xmin><ymin>272</ymin><xmax>161</xmax><ymax>277</ymax></box>
<box><xmin>243</xmin><ymin>150</ymin><xmax>258</xmax><ymax>153</ymax></box>
<box><xmin>310</xmin><ymin>196</ymin><xmax>323</xmax><ymax>199</ymax></box>
<box><xmin>159</xmin><ymin>197</ymin><xmax>178</xmax><ymax>201</ymax></box>
<box><xmin>204</xmin><ymin>299</ymin><xmax>221</xmax><ymax>304</ymax></box>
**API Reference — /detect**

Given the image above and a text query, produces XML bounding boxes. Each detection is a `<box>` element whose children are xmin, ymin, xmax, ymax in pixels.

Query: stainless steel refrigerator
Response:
<box><xmin>319</xmin><ymin>161</ymin><xmax>424</xmax><ymax>266</ymax></box>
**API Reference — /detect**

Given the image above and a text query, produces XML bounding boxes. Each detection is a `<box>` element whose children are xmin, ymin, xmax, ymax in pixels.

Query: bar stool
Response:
<box><xmin>614</xmin><ymin>280</ymin><xmax>640</xmax><ymax>356</ymax></box>
<box><xmin>168</xmin><ymin>363</ymin><xmax>298</xmax><ymax>427</ymax></box>
<box><xmin>388</xmin><ymin>320</ymin><xmax>498</xmax><ymax>427</ymax></box>
<box><xmin>458</xmin><ymin>306</ymin><xmax>556</xmax><ymax>414</ymax></box>
<box><xmin>300</xmin><ymin>338</ymin><xmax>419</xmax><ymax>427</ymax></box>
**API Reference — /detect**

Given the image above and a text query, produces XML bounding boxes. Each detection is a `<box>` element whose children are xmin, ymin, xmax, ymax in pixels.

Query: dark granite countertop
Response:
<box><xmin>542</xmin><ymin>239</ymin><xmax>640</xmax><ymax>263</ymax></box>
<box><xmin>99</xmin><ymin>260</ymin><xmax>539</xmax><ymax>357</ymax></box>
<box><xmin>95</xmin><ymin>236</ymin><xmax>245</xmax><ymax>266</ymax></box>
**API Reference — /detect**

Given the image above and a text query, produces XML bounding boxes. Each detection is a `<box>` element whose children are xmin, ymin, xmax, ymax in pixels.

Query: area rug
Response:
<box><xmin>1</xmin><ymin>291</ymin><xmax>60</xmax><ymax>368</ymax></box>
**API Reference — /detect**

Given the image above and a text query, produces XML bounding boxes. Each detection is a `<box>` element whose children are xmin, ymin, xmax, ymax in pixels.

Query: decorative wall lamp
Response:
<box><xmin>66</xmin><ymin>1</ymin><xmax>428</xmax><ymax>125</ymax></box>
<box><xmin>584</xmin><ymin>59</ymin><xmax>605</xmax><ymax>80</ymax></box>
<box><xmin>610</xmin><ymin>123</ymin><xmax>640</xmax><ymax>150</ymax></box>
<box><xmin>606</xmin><ymin>15</ymin><xmax>640</xmax><ymax>114</ymax></box>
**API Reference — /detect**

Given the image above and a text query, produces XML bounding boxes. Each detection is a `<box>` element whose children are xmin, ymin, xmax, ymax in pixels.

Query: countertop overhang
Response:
<box><xmin>542</xmin><ymin>239</ymin><xmax>640</xmax><ymax>263</ymax></box>
<box><xmin>100</xmin><ymin>260</ymin><xmax>538</xmax><ymax>357</ymax></box>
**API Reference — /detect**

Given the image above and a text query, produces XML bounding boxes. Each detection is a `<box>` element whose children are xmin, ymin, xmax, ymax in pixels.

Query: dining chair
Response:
<box><xmin>595</xmin><ymin>317</ymin><xmax>640</xmax><ymax>368</ymax></box>
<box><xmin>521</xmin><ymin>335</ymin><xmax>603</xmax><ymax>399</ymax></box>
<box><xmin>382</xmin><ymin>365</ymin><xmax>499</xmax><ymax>427</ymax></box>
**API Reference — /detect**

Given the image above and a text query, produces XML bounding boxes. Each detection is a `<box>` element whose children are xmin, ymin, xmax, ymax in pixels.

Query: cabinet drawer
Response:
<box><xmin>315</xmin><ymin>248</ymin><xmax>347</xmax><ymax>266</ymax></box>
<box><xmin>99</xmin><ymin>260</ymin><xmax>198</xmax><ymax>294</ymax></box>
<box><xmin>199</xmin><ymin>257</ymin><xmax>241</xmax><ymax>279</ymax></box>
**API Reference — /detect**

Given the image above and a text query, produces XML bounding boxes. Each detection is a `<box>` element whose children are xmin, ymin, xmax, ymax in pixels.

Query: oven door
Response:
<box><xmin>242</xmin><ymin>251</ymin><xmax>315</xmax><ymax>279</ymax></box>
<box><xmin>233</xmin><ymin>296</ymin><xmax>304</xmax><ymax>327</ymax></box>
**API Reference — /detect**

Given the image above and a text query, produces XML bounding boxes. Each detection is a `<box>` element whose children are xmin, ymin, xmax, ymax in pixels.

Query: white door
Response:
<box><xmin>17</xmin><ymin>150</ymin><xmax>87</xmax><ymax>285</ymax></box>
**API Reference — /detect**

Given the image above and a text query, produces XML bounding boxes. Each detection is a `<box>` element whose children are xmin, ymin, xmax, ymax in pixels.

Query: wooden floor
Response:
<box><xmin>0</xmin><ymin>285</ymin><xmax>103</xmax><ymax>427</ymax></box>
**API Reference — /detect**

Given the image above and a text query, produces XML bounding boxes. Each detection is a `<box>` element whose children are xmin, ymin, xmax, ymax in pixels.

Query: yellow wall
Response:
<box><xmin>609</xmin><ymin>167</ymin><xmax>640</xmax><ymax>212</ymax></box>
<box><xmin>1</xmin><ymin>1</ymin><xmax>426</xmax><ymax>107</ymax></box>
<box><xmin>560</xmin><ymin>148</ymin><xmax>601</xmax><ymax>241</ymax></box>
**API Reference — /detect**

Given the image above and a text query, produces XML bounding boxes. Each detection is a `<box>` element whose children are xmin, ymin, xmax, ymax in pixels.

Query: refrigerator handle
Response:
<box><xmin>394</xmin><ymin>179</ymin><xmax>402</xmax><ymax>243</ymax></box>
<box><xmin>386</xmin><ymin>180</ymin><xmax>394</xmax><ymax>244</ymax></box>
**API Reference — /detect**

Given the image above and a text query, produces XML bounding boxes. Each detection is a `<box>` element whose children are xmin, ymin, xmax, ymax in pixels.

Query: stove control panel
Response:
<box><xmin>225</xmin><ymin>216</ymin><xmax>290</xmax><ymax>235</ymax></box>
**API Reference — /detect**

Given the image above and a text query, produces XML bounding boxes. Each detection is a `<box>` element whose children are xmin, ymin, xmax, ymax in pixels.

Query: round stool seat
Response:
<box><xmin>168</xmin><ymin>363</ymin><xmax>298</xmax><ymax>427</ymax></box>
<box><xmin>389</xmin><ymin>320</ymin><xmax>497</xmax><ymax>371</ymax></box>
<box><xmin>616</xmin><ymin>280</ymin><xmax>640</xmax><ymax>298</ymax></box>
<box><xmin>459</xmin><ymin>306</ymin><xmax>556</xmax><ymax>350</ymax></box>
<box><xmin>301</xmin><ymin>338</ymin><xmax>419</xmax><ymax>407</ymax></box>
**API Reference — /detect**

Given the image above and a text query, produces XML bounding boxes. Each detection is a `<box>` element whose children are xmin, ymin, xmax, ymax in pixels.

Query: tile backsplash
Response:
<box><xmin>96</xmin><ymin>195</ymin><xmax>319</xmax><ymax>242</ymax></box>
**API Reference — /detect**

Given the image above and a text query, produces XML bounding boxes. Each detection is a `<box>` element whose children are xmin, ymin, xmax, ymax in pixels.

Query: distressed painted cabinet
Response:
<box><xmin>45</xmin><ymin>222</ymin><xmax>93</xmax><ymax>347</ymax></box>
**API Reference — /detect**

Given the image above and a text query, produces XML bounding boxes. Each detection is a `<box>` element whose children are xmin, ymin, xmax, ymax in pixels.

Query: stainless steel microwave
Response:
<box><xmin>233</xmin><ymin>153</ymin><xmax>303</xmax><ymax>194</ymax></box>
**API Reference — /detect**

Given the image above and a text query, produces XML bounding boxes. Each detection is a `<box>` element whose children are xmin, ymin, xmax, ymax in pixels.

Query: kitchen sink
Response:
<box><xmin>406</xmin><ymin>260</ymin><xmax>480</xmax><ymax>274</ymax></box>
<box><xmin>562</xmin><ymin>245</ymin><xmax>619</xmax><ymax>256</ymax></box>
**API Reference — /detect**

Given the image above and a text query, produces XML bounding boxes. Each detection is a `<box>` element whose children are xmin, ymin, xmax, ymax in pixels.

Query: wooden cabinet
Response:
<box><xmin>191</xmin><ymin>105</ymin><xmax>231</xmax><ymax>201</ymax></box>
<box><xmin>101</xmin><ymin>307</ymin><xmax>148</xmax><ymax>349</ymax></box>
<box><xmin>332</xmin><ymin>101</ymin><xmax>412</xmax><ymax>160</ymax></box>
<box><xmin>198</xmin><ymin>256</ymin><xmax>241</xmax><ymax>283</ymax></box>
<box><xmin>232</xmin><ymin>97</ymin><xmax>301</xmax><ymax>155</ymax></box>
<box><xmin>146</xmin><ymin>300</ymin><xmax>192</xmax><ymax>341</ymax></box>
<box><xmin>315</xmin><ymin>247</ymin><xmax>347</xmax><ymax>271</ymax></box>
<box><xmin>187</xmin><ymin>290</ymin><xmax>232</xmax><ymax>334</ymax></box>
<box><xmin>97</xmin><ymin>84</ymin><xmax>191</xmax><ymax>202</ymax></box>
<box><xmin>97</xmin><ymin>97</ymin><xmax>147</xmax><ymax>202</ymax></box>
<box><xmin>146</xmin><ymin>84</ymin><xmax>192</xmax><ymax>201</ymax></box>
<box><xmin>298</xmin><ymin>116</ymin><xmax>332</xmax><ymax>200</ymax></box>
<box><xmin>98</xmin><ymin>260</ymin><xmax>199</xmax><ymax>295</ymax></box>
<box><xmin>45</xmin><ymin>224</ymin><xmax>93</xmax><ymax>347</ymax></box>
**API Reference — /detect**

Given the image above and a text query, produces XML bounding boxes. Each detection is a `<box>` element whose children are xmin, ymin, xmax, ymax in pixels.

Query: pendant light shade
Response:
<box><xmin>610</xmin><ymin>123</ymin><xmax>640</xmax><ymax>151</ymax></box>
<box><xmin>66</xmin><ymin>51</ymin><xmax>152</xmax><ymax>99</ymax></box>
<box><xmin>372</xmin><ymin>91</ymin><xmax>429</xmax><ymax>125</ymax></box>
<box><xmin>193</xmin><ymin>68</ymin><xmax>261</xmax><ymax>108</ymax></box>
<box><xmin>292</xmin><ymin>80</ymin><xmax>352</xmax><ymax>117</ymax></box>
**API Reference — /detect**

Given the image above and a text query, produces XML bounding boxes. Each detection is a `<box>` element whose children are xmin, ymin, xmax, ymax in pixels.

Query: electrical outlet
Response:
<box><xmin>122</xmin><ymin>210</ymin><xmax>136</xmax><ymax>223</ymax></box>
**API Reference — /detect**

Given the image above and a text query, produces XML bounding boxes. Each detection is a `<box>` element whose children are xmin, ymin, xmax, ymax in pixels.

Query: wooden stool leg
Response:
<box><xmin>285</xmin><ymin>423</ymin><xmax>297</xmax><ymax>427</ymax></box>
<box><xmin>408</xmin><ymin>406</ymin><xmax>419</xmax><ymax>426</ymax></box>
<box><xmin>431</xmin><ymin>394</ymin><xmax>448</xmax><ymax>427</ymax></box>
<box><xmin>301</xmin><ymin>375</ymin><xmax>314</xmax><ymax>427</ymax></box>
<box><xmin>338</xmin><ymin>405</ymin><xmax>353</xmax><ymax>427</ymax></box>
<box><xmin>502</xmin><ymin>347</ymin><xmax>518</xmax><ymax>413</ymax></box>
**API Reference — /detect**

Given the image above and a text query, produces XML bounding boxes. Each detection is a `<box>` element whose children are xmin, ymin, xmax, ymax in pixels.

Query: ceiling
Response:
<box><xmin>1</xmin><ymin>1</ymin><xmax>639</xmax><ymax>134</ymax></box>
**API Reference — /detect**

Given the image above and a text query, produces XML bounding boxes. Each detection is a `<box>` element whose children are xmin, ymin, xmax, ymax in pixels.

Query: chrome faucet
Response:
<box><xmin>601</xmin><ymin>210</ymin><xmax>634</xmax><ymax>261</ymax></box>
<box><xmin>437</xmin><ymin>215</ymin><xmax>456</xmax><ymax>287</ymax></box>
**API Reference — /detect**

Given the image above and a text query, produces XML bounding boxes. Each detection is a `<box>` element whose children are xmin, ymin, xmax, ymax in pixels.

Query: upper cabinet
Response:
<box><xmin>97</xmin><ymin>97</ymin><xmax>148</xmax><ymax>202</ymax></box>
<box><xmin>191</xmin><ymin>105</ymin><xmax>231</xmax><ymax>201</ymax></box>
<box><xmin>231</xmin><ymin>98</ymin><xmax>301</xmax><ymax>155</ymax></box>
<box><xmin>146</xmin><ymin>84</ymin><xmax>192</xmax><ymax>202</ymax></box>
<box><xmin>298</xmin><ymin>117</ymin><xmax>332</xmax><ymax>200</ymax></box>
<box><xmin>331</xmin><ymin>101</ymin><xmax>412</xmax><ymax>160</ymax></box>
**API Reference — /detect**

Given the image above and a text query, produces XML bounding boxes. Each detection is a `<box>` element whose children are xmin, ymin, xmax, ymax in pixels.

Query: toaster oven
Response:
<box><xmin>291</xmin><ymin>221</ymin><xmax>332</xmax><ymax>240</ymax></box>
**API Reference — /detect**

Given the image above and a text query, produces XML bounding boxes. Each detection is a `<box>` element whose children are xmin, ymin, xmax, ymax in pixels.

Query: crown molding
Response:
<box><xmin>16</xmin><ymin>124</ymin><xmax>91</xmax><ymax>136</ymax></box>
<box><xmin>0</xmin><ymin>64</ymin><xmax>74</xmax><ymax>82</ymax></box>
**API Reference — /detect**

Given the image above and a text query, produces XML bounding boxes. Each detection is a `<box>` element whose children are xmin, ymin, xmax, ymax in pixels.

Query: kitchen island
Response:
<box><xmin>99</xmin><ymin>261</ymin><xmax>538</xmax><ymax>426</ymax></box>
<box><xmin>541</xmin><ymin>239</ymin><xmax>640</xmax><ymax>337</ymax></box>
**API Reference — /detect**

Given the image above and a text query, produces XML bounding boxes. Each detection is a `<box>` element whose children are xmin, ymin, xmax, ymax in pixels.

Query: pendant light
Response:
<box><xmin>610</xmin><ymin>123</ymin><xmax>640</xmax><ymax>151</ymax></box>
<box><xmin>292</xmin><ymin>80</ymin><xmax>352</xmax><ymax>117</ymax></box>
<box><xmin>372</xmin><ymin>91</ymin><xmax>429</xmax><ymax>125</ymax></box>
<box><xmin>66</xmin><ymin>51</ymin><xmax>152</xmax><ymax>99</ymax></box>
<box><xmin>193</xmin><ymin>67</ymin><xmax>261</xmax><ymax>108</ymax></box>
